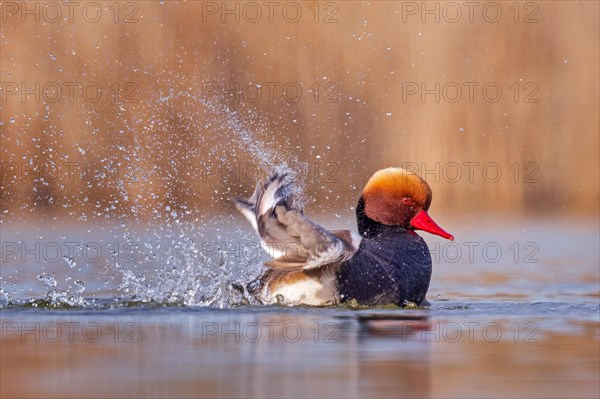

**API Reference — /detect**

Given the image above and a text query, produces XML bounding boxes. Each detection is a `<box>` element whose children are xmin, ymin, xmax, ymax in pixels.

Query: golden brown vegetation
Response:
<box><xmin>1</xmin><ymin>1</ymin><xmax>598</xmax><ymax>220</ymax></box>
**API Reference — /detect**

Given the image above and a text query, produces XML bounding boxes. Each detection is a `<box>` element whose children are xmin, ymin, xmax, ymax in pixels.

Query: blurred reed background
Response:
<box><xmin>1</xmin><ymin>1</ymin><xmax>598</xmax><ymax>222</ymax></box>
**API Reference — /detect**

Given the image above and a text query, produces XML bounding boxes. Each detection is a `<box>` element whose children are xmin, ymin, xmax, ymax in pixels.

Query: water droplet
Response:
<box><xmin>38</xmin><ymin>274</ymin><xmax>57</xmax><ymax>288</ymax></box>
<box><xmin>62</xmin><ymin>256</ymin><xmax>77</xmax><ymax>268</ymax></box>
<box><xmin>74</xmin><ymin>280</ymin><xmax>85</xmax><ymax>294</ymax></box>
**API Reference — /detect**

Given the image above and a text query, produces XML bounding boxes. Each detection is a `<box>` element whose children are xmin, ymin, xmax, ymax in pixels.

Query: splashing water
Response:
<box><xmin>109</xmin><ymin>97</ymin><xmax>310</xmax><ymax>307</ymax></box>
<box><xmin>1</xmin><ymin>90</ymin><xmax>311</xmax><ymax>309</ymax></box>
<box><xmin>22</xmin><ymin>273</ymin><xmax>92</xmax><ymax>308</ymax></box>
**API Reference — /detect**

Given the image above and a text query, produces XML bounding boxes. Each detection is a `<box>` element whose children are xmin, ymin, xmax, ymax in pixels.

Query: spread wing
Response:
<box><xmin>234</xmin><ymin>172</ymin><xmax>361</xmax><ymax>270</ymax></box>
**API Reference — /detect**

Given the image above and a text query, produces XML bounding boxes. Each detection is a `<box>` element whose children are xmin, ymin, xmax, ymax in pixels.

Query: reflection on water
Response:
<box><xmin>1</xmin><ymin>220</ymin><xmax>599</xmax><ymax>398</ymax></box>
<box><xmin>1</xmin><ymin>306</ymin><xmax>598</xmax><ymax>398</ymax></box>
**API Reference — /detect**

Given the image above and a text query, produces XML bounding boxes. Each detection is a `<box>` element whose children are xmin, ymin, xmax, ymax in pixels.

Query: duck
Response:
<box><xmin>233</xmin><ymin>167</ymin><xmax>454</xmax><ymax>307</ymax></box>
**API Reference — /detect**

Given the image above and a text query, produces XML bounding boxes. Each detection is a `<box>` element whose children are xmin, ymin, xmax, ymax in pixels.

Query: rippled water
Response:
<box><xmin>1</xmin><ymin>219</ymin><xmax>598</xmax><ymax>398</ymax></box>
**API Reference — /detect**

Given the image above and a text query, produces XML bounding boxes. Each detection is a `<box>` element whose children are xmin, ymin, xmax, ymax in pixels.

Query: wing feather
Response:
<box><xmin>234</xmin><ymin>172</ymin><xmax>361</xmax><ymax>270</ymax></box>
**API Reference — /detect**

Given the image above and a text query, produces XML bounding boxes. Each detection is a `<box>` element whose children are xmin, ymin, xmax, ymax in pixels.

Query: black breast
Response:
<box><xmin>336</xmin><ymin>227</ymin><xmax>432</xmax><ymax>306</ymax></box>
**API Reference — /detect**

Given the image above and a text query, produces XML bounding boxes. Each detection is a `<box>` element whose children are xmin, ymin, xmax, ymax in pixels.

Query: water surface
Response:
<box><xmin>1</xmin><ymin>220</ymin><xmax>598</xmax><ymax>398</ymax></box>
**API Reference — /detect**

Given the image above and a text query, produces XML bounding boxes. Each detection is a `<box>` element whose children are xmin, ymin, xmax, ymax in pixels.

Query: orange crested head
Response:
<box><xmin>360</xmin><ymin>167</ymin><xmax>453</xmax><ymax>240</ymax></box>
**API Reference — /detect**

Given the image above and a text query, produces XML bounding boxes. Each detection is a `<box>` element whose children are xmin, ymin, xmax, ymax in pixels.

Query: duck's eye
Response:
<box><xmin>401</xmin><ymin>197</ymin><xmax>413</xmax><ymax>205</ymax></box>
